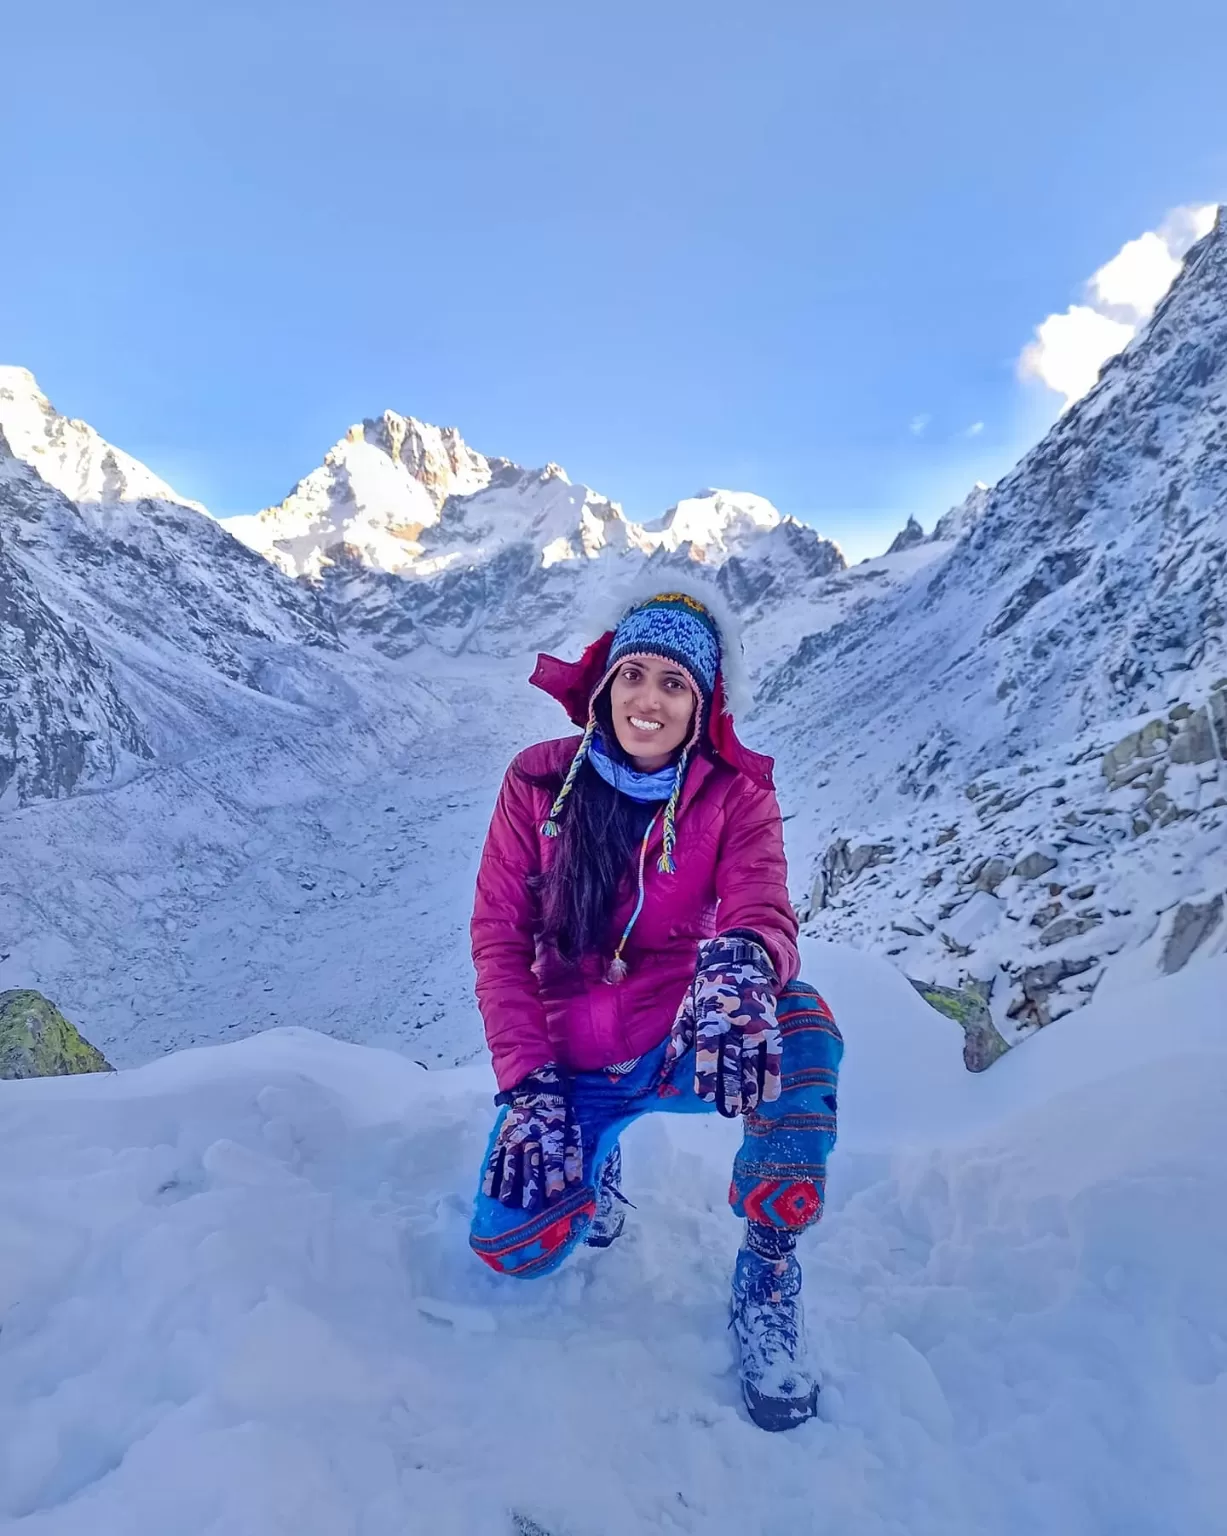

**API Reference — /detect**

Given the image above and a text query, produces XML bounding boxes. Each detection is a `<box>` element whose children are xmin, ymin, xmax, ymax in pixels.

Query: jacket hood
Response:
<box><xmin>529</xmin><ymin>576</ymin><xmax>774</xmax><ymax>789</ymax></box>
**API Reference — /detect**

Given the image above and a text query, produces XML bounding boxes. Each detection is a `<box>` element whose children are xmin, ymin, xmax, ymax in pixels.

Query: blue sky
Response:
<box><xmin>4</xmin><ymin>1</ymin><xmax>1226</xmax><ymax>560</ymax></box>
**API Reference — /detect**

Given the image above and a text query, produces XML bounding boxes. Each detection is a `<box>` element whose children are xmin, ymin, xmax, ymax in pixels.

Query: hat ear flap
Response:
<box><xmin>530</xmin><ymin>632</ymin><xmax>615</xmax><ymax>726</ymax></box>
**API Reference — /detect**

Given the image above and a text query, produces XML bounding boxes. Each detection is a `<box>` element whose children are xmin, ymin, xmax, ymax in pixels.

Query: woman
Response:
<box><xmin>469</xmin><ymin>588</ymin><xmax>842</xmax><ymax>1431</ymax></box>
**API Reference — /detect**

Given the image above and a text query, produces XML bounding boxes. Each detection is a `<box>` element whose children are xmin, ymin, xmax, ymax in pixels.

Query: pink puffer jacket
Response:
<box><xmin>471</xmin><ymin>643</ymin><xmax>799</xmax><ymax>1092</ymax></box>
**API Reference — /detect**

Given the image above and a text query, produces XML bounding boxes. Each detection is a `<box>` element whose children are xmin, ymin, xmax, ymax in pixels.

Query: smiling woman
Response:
<box><xmin>465</xmin><ymin>585</ymin><xmax>844</xmax><ymax>1431</ymax></box>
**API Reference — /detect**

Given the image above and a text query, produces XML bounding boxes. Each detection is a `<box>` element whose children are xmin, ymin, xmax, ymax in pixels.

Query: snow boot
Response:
<box><xmin>730</xmin><ymin>1235</ymin><xmax>819</xmax><ymax>1431</ymax></box>
<box><xmin>585</xmin><ymin>1143</ymin><xmax>630</xmax><ymax>1248</ymax></box>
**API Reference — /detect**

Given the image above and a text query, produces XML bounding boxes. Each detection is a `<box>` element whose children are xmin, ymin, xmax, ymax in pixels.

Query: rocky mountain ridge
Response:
<box><xmin>0</xmin><ymin>372</ymin><xmax>343</xmax><ymax>807</ymax></box>
<box><xmin>767</xmin><ymin>210</ymin><xmax>1227</xmax><ymax>1048</ymax></box>
<box><xmin>221</xmin><ymin>409</ymin><xmax>871</xmax><ymax>659</ymax></box>
<box><xmin>223</xmin><ymin>409</ymin><xmax>836</xmax><ymax>581</ymax></box>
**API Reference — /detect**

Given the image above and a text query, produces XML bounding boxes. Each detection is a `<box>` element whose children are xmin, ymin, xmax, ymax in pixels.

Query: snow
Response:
<box><xmin>0</xmin><ymin>368</ymin><xmax>203</xmax><ymax>513</ymax></box>
<box><xmin>0</xmin><ymin>647</ymin><xmax>544</xmax><ymax>1068</ymax></box>
<box><xmin>2</xmin><ymin>943</ymin><xmax>1224</xmax><ymax>1534</ymax></box>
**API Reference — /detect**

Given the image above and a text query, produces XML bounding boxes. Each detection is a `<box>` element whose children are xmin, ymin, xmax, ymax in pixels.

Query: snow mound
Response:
<box><xmin>2</xmin><ymin>943</ymin><xmax>1224</xmax><ymax>1535</ymax></box>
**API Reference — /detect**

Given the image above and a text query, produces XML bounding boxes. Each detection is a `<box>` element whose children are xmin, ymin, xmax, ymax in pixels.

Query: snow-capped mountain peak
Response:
<box><xmin>224</xmin><ymin>416</ymin><xmax>806</xmax><ymax>589</ymax></box>
<box><xmin>0</xmin><ymin>366</ymin><xmax>202</xmax><ymax>514</ymax></box>
<box><xmin>646</xmin><ymin>487</ymin><xmax>783</xmax><ymax>557</ymax></box>
<box><xmin>223</xmin><ymin>412</ymin><xmax>508</xmax><ymax>581</ymax></box>
<box><xmin>354</xmin><ymin>410</ymin><xmax>505</xmax><ymax>508</ymax></box>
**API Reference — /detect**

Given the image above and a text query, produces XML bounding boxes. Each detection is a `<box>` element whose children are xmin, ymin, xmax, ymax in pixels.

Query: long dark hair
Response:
<box><xmin>524</xmin><ymin>687</ymin><xmax>665</xmax><ymax>963</ymax></box>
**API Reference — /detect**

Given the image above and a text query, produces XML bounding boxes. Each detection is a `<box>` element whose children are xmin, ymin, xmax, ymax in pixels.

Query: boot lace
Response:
<box><xmin>735</xmin><ymin>1264</ymin><xmax>801</xmax><ymax>1361</ymax></box>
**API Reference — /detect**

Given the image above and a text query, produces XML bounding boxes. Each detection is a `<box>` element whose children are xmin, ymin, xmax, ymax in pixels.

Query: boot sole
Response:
<box><xmin>742</xmin><ymin>1379</ymin><xmax>819</xmax><ymax>1432</ymax></box>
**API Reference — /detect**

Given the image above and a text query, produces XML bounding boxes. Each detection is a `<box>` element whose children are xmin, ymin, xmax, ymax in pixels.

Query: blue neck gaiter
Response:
<box><xmin>588</xmin><ymin>731</ymin><xmax>677</xmax><ymax>803</ymax></box>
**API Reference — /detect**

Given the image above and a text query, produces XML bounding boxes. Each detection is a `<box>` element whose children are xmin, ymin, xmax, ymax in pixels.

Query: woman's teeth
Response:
<box><xmin>630</xmin><ymin>717</ymin><xmax>662</xmax><ymax>732</ymax></box>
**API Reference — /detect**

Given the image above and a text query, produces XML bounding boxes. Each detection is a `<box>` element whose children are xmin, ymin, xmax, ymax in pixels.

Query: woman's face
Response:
<box><xmin>608</xmin><ymin>655</ymin><xmax>697</xmax><ymax>771</ymax></box>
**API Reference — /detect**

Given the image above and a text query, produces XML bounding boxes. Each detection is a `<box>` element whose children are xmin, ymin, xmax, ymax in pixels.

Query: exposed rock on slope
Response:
<box><xmin>931</xmin><ymin>482</ymin><xmax>990</xmax><ymax>542</ymax></box>
<box><xmin>886</xmin><ymin>515</ymin><xmax>926</xmax><ymax>554</ymax></box>
<box><xmin>0</xmin><ymin>520</ymin><xmax>151</xmax><ymax>805</ymax></box>
<box><xmin>0</xmin><ymin>988</ymin><xmax>112</xmax><ymax>1078</ymax></box>
<box><xmin>798</xmin><ymin>684</ymin><xmax>1227</xmax><ymax>1041</ymax></box>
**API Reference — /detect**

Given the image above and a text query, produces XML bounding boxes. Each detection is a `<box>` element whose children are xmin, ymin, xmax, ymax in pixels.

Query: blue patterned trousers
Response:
<box><xmin>470</xmin><ymin>981</ymin><xmax>842</xmax><ymax>1279</ymax></box>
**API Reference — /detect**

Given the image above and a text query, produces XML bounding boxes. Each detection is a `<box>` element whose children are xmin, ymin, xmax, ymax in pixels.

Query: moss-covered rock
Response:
<box><xmin>909</xmin><ymin>978</ymin><xmax>1011</xmax><ymax>1072</ymax></box>
<box><xmin>0</xmin><ymin>989</ymin><xmax>112</xmax><ymax>1079</ymax></box>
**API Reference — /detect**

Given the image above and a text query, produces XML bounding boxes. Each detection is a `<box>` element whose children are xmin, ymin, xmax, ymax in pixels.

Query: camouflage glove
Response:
<box><xmin>483</xmin><ymin>1064</ymin><xmax>584</xmax><ymax>1210</ymax></box>
<box><xmin>664</xmin><ymin>934</ymin><xmax>782</xmax><ymax>1117</ymax></box>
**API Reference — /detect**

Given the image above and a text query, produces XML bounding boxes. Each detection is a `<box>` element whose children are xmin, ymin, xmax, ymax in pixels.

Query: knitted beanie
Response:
<box><xmin>604</xmin><ymin>592</ymin><xmax>722</xmax><ymax>711</ymax></box>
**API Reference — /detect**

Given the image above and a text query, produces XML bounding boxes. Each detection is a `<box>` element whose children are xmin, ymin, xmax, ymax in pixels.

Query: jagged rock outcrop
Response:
<box><xmin>0</xmin><ymin>989</ymin><xmax>112</xmax><ymax>1078</ymax></box>
<box><xmin>931</xmin><ymin>482</ymin><xmax>990</xmax><ymax>543</ymax></box>
<box><xmin>886</xmin><ymin>515</ymin><xmax>925</xmax><ymax>555</ymax></box>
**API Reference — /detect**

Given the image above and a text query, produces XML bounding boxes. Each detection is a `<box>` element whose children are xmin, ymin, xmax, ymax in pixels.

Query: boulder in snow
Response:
<box><xmin>1169</xmin><ymin>707</ymin><xmax>1217</xmax><ymax>766</ymax></box>
<box><xmin>1102</xmin><ymin>719</ymin><xmax>1169</xmax><ymax>783</ymax></box>
<box><xmin>1038</xmin><ymin>912</ymin><xmax>1103</xmax><ymax>948</ymax></box>
<box><xmin>1160</xmin><ymin>895</ymin><xmax>1224</xmax><ymax>975</ymax></box>
<box><xmin>1006</xmin><ymin>956</ymin><xmax>1101</xmax><ymax>1029</ymax></box>
<box><xmin>939</xmin><ymin>890</ymin><xmax>1004</xmax><ymax>954</ymax></box>
<box><xmin>908</xmin><ymin>978</ymin><xmax>1011</xmax><ymax>1072</ymax></box>
<box><xmin>0</xmin><ymin>989</ymin><xmax>112</xmax><ymax>1079</ymax></box>
<box><xmin>1013</xmin><ymin>848</ymin><xmax>1059</xmax><ymax>881</ymax></box>
<box><xmin>974</xmin><ymin>856</ymin><xmax>1013</xmax><ymax>893</ymax></box>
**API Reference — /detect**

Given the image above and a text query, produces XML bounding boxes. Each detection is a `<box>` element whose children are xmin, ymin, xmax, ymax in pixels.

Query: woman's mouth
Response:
<box><xmin>628</xmin><ymin>716</ymin><xmax>662</xmax><ymax>732</ymax></box>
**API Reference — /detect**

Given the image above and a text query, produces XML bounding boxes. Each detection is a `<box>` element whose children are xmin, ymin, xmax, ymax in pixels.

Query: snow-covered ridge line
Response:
<box><xmin>0</xmin><ymin>366</ymin><xmax>206</xmax><ymax>512</ymax></box>
<box><xmin>765</xmin><ymin>208</ymin><xmax>1227</xmax><ymax>1047</ymax></box>
<box><xmin>2</xmin><ymin>364</ymin><xmax>941</xmax><ymax>796</ymax></box>
<box><xmin>220</xmin><ymin>405</ymin><xmax>848</xmax><ymax>587</ymax></box>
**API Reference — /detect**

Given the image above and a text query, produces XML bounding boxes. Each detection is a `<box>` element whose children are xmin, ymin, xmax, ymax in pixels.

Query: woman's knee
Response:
<box><xmin>469</xmin><ymin>1185</ymin><xmax>596</xmax><ymax>1278</ymax></box>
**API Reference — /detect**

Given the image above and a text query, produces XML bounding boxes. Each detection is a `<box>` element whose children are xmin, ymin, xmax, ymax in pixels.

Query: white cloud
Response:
<box><xmin>909</xmin><ymin>413</ymin><xmax>931</xmax><ymax>436</ymax></box>
<box><xmin>1019</xmin><ymin>305</ymin><xmax>1135</xmax><ymax>407</ymax></box>
<box><xmin>964</xmin><ymin>421</ymin><xmax>985</xmax><ymax>437</ymax></box>
<box><xmin>1089</xmin><ymin>231</ymin><xmax>1181</xmax><ymax>320</ymax></box>
<box><xmin>1161</xmin><ymin>202</ymin><xmax>1219</xmax><ymax>257</ymax></box>
<box><xmin>1018</xmin><ymin>203</ymin><xmax>1217</xmax><ymax>409</ymax></box>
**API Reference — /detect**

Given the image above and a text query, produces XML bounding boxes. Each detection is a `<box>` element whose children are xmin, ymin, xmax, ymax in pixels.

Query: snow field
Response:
<box><xmin>0</xmin><ymin>657</ymin><xmax>558</xmax><ymax>1070</ymax></box>
<box><xmin>2</xmin><ymin>944</ymin><xmax>1224</xmax><ymax>1535</ymax></box>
